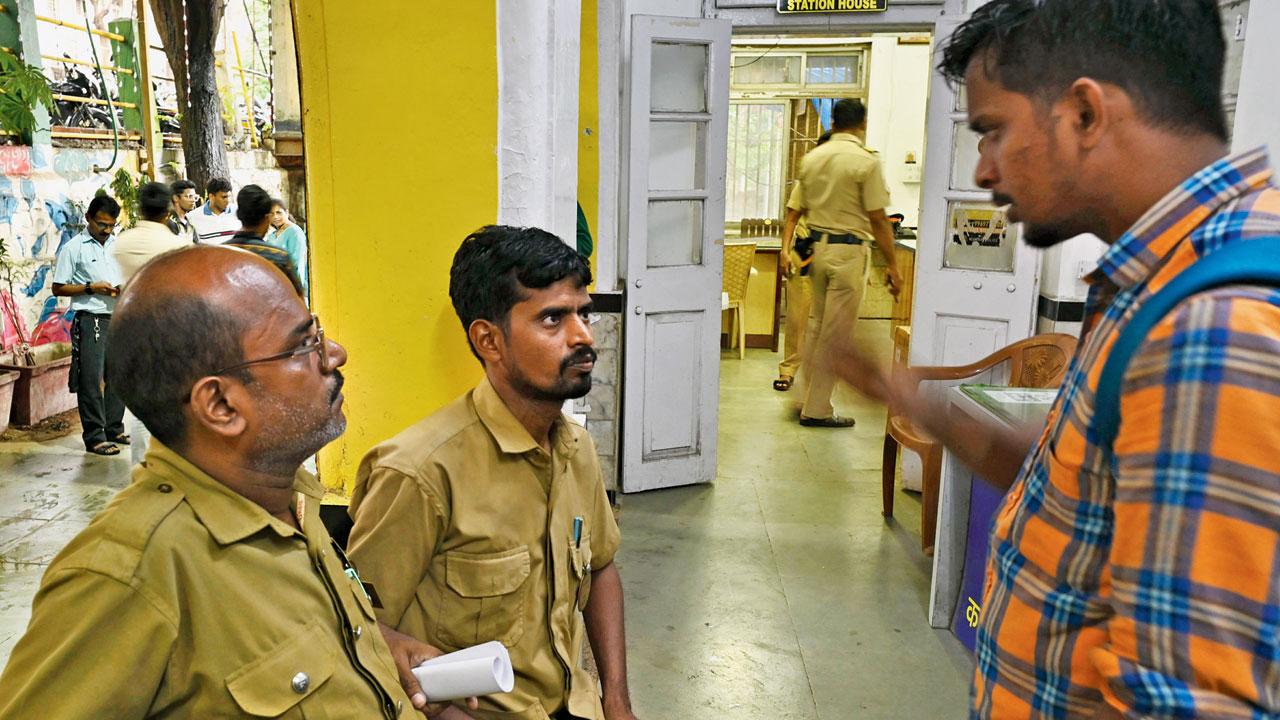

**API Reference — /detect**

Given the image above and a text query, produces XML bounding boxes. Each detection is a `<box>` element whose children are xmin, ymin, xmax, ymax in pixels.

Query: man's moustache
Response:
<box><xmin>329</xmin><ymin>370</ymin><xmax>345</xmax><ymax>403</ymax></box>
<box><xmin>562</xmin><ymin>348</ymin><xmax>597</xmax><ymax>370</ymax></box>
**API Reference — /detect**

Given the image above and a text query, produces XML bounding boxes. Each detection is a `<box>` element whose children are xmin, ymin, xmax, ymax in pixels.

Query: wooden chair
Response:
<box><xmin>883</xmin><ymin>332</ymin><xmax>1077</xmax><ymax>553</ymax></box>
<box><xmin>739</xmin><ymin>218</ymin><xmax>780</xmax><ymax>238</ymax></box>
<box><xmin>722</xmin><ymin>242</ymin><xmax>757</xmax><ymax>359</ymax></box>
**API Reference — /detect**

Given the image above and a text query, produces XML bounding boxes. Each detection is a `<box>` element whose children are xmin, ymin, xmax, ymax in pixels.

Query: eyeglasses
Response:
<box><xmin>213</xmin><ymin>314</ymin><xmax>330</xmax><ymax>376</ymax></box>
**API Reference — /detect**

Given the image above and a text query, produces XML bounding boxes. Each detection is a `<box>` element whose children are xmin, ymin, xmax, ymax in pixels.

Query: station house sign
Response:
<box><xmin>776</xmin><ymin>0</ymin><xmax>887</xmax><ymax>12</ymax></box>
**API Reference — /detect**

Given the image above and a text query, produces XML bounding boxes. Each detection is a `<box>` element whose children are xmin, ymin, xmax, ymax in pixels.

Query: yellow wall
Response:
<box><xmin>292</xmin><ymin>0</ymin><xmax>495</xmax><ymax>493</ymax></box>
<box><xmin>578</xmin><ymin>1</ymin><xmax>599</xmax><ymax>285</ymax></box>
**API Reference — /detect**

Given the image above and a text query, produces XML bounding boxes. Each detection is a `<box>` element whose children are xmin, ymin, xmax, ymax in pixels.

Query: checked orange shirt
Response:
<box><xmin>972</xmin><ymin>147</ymin><xmax>1280</xmax><ymax>719</ymax></box>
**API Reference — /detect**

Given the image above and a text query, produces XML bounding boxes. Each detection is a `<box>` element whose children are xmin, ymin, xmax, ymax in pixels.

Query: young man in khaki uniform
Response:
<box><xmin>0</xmin><ymin>247</ymin><xmax>434</xmax><ymax>719</ymax></box>
<box><xmin>347</xmin><ymin>226</ymin><xmax>637</xmax><ymax>720</ymax></box>
<box><xmin>785</xmin><ymin>99</ymin><xmax>902</xmax><ymax>427</ymax></box>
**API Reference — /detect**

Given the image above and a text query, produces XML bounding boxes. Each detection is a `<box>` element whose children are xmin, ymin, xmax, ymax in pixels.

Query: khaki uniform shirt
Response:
<box><xmin>0</xmin><ymin>442</ymin><xmax>412</xmax><ymax>719</ymax></box>
<box><xmin>348</xmin><ymin>379</ymin><xmax>622</xmax><ymax>720</ymax></box>
<box><xmin>788</xmin><ymin>132</ymin><xmax>890</xmax><ymax>241</ymax></box>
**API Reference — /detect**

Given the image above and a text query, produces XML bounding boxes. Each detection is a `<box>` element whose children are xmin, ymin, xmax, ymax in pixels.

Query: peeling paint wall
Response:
<box><xmin>0</xmin><ymin>146</ymin><xmax>293</xmax><ymax>354</ymax></box>
<box><xmin>0</xmin><ymin>147</ymin><xmax>142</xmax><ymax>352</ymax></box>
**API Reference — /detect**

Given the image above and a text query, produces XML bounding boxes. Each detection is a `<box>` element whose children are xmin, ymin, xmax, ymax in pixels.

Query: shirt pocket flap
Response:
<box><xmin>446</xmin><ymin>546</ymin><xmax>531</xmax><ymax>598</ymax></box>
<box><xmin>226</xmin><ymin>622</ymin><xmax>336</xmax><ymax>717</ymax></box>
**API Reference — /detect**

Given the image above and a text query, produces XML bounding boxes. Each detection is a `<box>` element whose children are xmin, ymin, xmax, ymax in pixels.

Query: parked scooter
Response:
<box><xmin>48</xmin><ymin>56</ymin><xmax>123</xmax><ymax>131</ymax></box>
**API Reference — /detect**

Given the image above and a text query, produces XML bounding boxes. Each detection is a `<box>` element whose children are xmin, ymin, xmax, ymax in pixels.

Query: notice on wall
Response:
<box><xmin>776</xmin><ymin>0</ymin><xmax>887</xmax><ymax>13</ymax></box>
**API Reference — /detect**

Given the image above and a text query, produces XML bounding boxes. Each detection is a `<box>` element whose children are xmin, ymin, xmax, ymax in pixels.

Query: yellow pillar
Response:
<box><xmin>578</xmin><ymin>0</ymin><xmax>598</xmax><ymax>285</ymax></box>
<box><xmin>291</xmin><ymin>0</ymin><xmax>496</xmax><ymax>495</ymax></box>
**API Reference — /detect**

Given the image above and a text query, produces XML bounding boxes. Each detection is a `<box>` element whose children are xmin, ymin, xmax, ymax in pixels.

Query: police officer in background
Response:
<box><xmin>784</xmin><ymin>99</ymin><xmax>901</xmax><ymax>427</ymax></box>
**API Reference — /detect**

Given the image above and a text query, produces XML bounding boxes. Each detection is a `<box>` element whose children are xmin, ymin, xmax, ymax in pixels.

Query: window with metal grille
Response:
<box><xmin>725</xmin><ymin>101</ymin><xmax>787</xmax><ymax>225</ymax></box>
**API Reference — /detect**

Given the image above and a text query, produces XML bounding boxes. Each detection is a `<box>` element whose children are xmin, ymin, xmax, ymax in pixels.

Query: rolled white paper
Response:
<box><xmin>411</xmin><ymin>641</ymin><xmax>516</xmax><ymax>702</ymax></box>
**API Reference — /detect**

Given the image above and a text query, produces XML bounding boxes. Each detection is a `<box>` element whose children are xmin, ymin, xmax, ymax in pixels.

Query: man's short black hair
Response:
<box><xmin>236</xmin><ymin>184</ymin><xmax>274</xmax><ymax>226</ymax></box>
<box><xmin>108</xmin><ymin>279</ymin><xmax>251</xmax><ymax>447</ymax></box>
<box><xmin>831</xmin><ymin>99</ymin><xmax>867</xmax><ymax>131</ymax></box>
<box><xmin>939</xmin><ymin>0</ymin><xmax>1227</xmax><ymax>141</ymax></box>
<box><xmin>206</xmin><ymin>177</ymin><xmax>232</xmax><ymax>195</ymax></box>
<box><xmin>172</xmin><ymin>179</ymin><xmax>196</xmax><ymax>196</ymax></box>
<box><xmin>138</xmin><ymin>182</ymin><xmax>172</xmax><ymax>222</ymax></box>
<box><xmin>87</xmin><ymin>194</ymin><xmax>120</xmax><ymax>219</ymax></box>
<box><xmin>449</xmin><ymin>225</ymin><xmax>592</xmax><ymax>359</ymax></box>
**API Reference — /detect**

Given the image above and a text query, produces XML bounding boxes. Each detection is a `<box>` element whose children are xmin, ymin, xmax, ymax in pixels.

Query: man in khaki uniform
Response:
<box><xmin>775</xmin><ymin>131</ymin><xmax>831</xmax><ymax>392</ymax></box>
<box><xmin>784</xmin><ymin>99</ymin><xmax>902</xmax><ymax>427</ymax></box>
<box><xmin>0</xmin><ymin>247</ymin><xmax>432</xmax><ymax>719</ymax></box>
<box><xmin>348</xmin><ymin>226</ymin><xmax>638</xmax><ymax>720</ymax></box>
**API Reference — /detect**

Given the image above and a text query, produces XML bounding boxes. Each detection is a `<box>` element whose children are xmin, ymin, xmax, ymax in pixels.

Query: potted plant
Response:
<box><xmin>0</xmin><ymin>238</ymin><xmax>75</xmax><ymax>426</ymax></box>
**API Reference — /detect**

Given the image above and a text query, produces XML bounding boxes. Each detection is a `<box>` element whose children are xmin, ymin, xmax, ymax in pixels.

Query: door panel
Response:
<box><xmin>642</xmin><ymin>311</ymin><xmax>703</xmax><ymax>458</ymax></box>
<box><xmin>622</xmin><ymin>15</ymin><xmax>730</xmax><ymax>493</ymax></box>
<box><xmin>911</xmin><ymin>16</ymin><xmax>1040</xmax><ymax>369</ymax></box>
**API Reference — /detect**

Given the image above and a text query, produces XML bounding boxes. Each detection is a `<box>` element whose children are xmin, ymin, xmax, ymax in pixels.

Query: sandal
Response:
<box><xmin>109</xmin><ymin>433</ymin><xmax>131</xmax><ymax>445</ymax></box>
<box><xmin>799</xmin><ymin>415</ymin><xmax>856</xmax><ymax>428</ymax></box>
<box><xmin>88</xmin><ymin>442</ymin><xmax>120</xmax><ymax>456</ymax></box>
<box><xmin>773</xmin><ymin>376</ymin><xmax>793</xmax><ymax>391</ymax></box>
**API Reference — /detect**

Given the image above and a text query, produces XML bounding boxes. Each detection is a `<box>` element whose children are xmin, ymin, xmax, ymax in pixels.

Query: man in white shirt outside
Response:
<box><xmin>187</xmin><ymin>177</ymin><xmax>239</xmax><ymax>244</ymax></box>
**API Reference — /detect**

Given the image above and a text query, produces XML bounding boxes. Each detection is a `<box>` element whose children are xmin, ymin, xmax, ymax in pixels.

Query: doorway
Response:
<box><xmin>715</xmin><ymin>30</ymin><xmax>932</xmax><ymax>488</ymax></box>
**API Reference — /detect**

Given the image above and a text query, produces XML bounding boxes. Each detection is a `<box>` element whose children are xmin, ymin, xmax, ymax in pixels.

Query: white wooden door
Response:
<box><xmin>911</xmin><ymin>16</ymin><xmax>1040</xmax><ymax>370</ymax></box>
<box><xmin>621</xmin><ymin>15</ymin><xmax>731</xmax><ymax>493</ymax></box>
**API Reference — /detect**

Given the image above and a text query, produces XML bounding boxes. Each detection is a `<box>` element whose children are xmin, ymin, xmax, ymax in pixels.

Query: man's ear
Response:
<box><xmin>187</xmin><ymin>376</ymin><xmax>249</xmax><ymax>440</ymax></box>
<box><xmin>1062</xmin><ymin>78</ymin><xmax>1111</xmax><ymax>151</ymax></box>
<box><xmin>468</xmin><ymin>319</ymin><xmax>505</xmax><ymax>367</ymax></box>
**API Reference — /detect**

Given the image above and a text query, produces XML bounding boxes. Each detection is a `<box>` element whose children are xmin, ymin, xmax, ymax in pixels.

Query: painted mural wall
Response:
<box><xmin>0</xmin><ymin>145</ymin><xmax>293</xmax><ymax>357</ymax></box>
<box><xmin>0</xmin><ymin>146</ymin><xmax>141</xmax><ymax>355</ymax></box>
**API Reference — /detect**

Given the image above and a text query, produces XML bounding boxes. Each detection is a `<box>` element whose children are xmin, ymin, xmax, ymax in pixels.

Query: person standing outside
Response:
<box><xmin>168</xmin><ymin>179</ymin><xmax>198</xmax><ymax>243</ymax></box>
<box><xmin>188</xmin><ymin>177</ymin><xmax>239</xmax><ymax>244</ymax></box>
<box><xmin>824</xmin><ymin>1</ymin><xmax>1280</xmax><ymax>717</ymax></box>
<box><xmin>347</xmin><ymin>226</ymin><xmax>639</xmax><ymax>720</ymax></box>
<box><xmin>224</xmin><ymin>185</ymin><xmax>305</xmax><ymax>296</ymax></box>
<box><xmin>113</xmin><ymin>182</ymin><xmax>188</xmax><ymax>282</ymax></box>
<box><xmin>787</xmin><ymin>99</ymin><xmax>901</xmax><ymax>427</ymax></box>
<box><xmin>265</xmin><ymin>198</ymin><xmax>309</xmax><ymax>298</ymax></box>
<box><xmin>51</xmin><ymin>195</ymin><xmax>126</xmax><ymax>456</ymax></box>
<box><xmin>111</xmin><ymin>181</ymin><xmax>187</xmax><ymax>464</ymax></box>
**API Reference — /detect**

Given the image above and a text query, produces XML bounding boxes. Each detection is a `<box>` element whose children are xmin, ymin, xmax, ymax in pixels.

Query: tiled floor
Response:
<box><xmin>616</xmin><ymin>320</ymin><xmax>972</xmax><ymax>719</ymax></box>
<box><xmin>0</xmin><ymin>433</ymin><xmax>132</xmax><ymax>661</ymax></box>
<box><xmin>0</xmin><ymin>319</ymin><xmax>971</xmax><ymax>717</ymax></box>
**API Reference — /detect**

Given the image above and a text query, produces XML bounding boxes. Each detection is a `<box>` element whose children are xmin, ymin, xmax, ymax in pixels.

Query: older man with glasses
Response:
<box><xmin>0</xmin><ymin>246</ymin><xmax>472</xmax><ymax>719</ymax></box>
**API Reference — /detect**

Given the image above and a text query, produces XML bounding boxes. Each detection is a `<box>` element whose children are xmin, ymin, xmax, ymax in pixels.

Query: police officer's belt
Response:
<box><xmin>815</xmin><ymin>231</ymin><xmax>864</xmax><ymax>245</ymax></box>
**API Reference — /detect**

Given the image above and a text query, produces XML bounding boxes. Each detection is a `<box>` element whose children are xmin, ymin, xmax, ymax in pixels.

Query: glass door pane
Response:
<box><xmin>647</xmin><ymin>200</ymin><xmax>704</xmax><ymax>268</ymax></box>
<box><xmin>652</xmin><ymin>43</ymin><xmax>708</xmax><ymax>112</ymax></box>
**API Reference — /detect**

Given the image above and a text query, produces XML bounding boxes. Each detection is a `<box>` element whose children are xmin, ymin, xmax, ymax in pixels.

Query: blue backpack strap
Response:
<box><xmin>1093</xmin><ymin>236</ymin><xmax>1280</xmax><ymax>456</ymax></box>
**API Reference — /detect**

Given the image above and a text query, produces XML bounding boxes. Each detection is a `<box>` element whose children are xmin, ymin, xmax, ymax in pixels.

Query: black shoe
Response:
<box><xmin>799</xmin><ymin>415</ymin><xmax>856</xmax><ymax>428</ymax></box>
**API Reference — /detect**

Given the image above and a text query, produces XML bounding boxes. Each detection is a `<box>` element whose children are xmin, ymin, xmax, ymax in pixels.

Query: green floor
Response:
<box><xmin>0</xmin><ymin>319</ymin><xmax>971</xmax><ymax>717</ymax></box>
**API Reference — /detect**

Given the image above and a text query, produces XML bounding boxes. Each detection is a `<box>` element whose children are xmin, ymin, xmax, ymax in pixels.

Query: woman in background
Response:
<box><xmin>265</xmin><ymin>199</ymin><xmax>309</xmax><ymax>299</ymax></box>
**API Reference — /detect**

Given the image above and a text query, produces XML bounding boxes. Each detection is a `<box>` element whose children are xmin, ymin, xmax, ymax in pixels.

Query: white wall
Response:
<box><xmin>1039</xmin><ymin>234</ymin><xmax>1106</xmax><ymax>302</ymax></box>
<box><xmin>865</xmin><ymin>36</ymin><xmax>931</xmax><ymax>227</ymax></box>
<box><xmin>1233</xmin><ymin>0</ymin><xmax>1279</xmax><ymax>155</ymax></box>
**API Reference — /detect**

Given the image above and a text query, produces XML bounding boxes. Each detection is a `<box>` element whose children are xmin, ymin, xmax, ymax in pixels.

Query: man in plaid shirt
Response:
<box><xmin>828</xmin><ymin>1</ymin><xmax>1280</xmax><ymax>717</ymax></box>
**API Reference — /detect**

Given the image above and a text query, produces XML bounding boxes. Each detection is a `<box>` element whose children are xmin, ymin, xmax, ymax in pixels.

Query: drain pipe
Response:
<box><xmin>81</xmin><ymin>0</ymin><xmax>118</xmax><ymax>174</ymax></box>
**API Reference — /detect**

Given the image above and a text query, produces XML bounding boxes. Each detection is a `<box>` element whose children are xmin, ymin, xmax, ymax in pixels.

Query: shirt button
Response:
<box><xmin>157</xmin><ymin>483</ymin><xmax>172</xmax><ymax>493</ymax></box>
<box><xmin>291</xmin><ymin>671</ymin><xmax>310</xmax><ymax>694</ymax></box>
<box><xmin>353</xmin><ymin>624</ymin><xmax>363</xmax><ymax>639</ymax></box>
<box><xmin>396</xmin><ymin>700</ymin><xmax>404</xmax><ymax>714</ymax></box>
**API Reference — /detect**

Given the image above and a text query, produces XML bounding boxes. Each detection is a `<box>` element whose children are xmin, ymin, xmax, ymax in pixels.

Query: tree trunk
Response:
<box><xmin>148</xmin><ymin>0</ymin><xmax>229</xmax><ymax>193</ymax></box>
